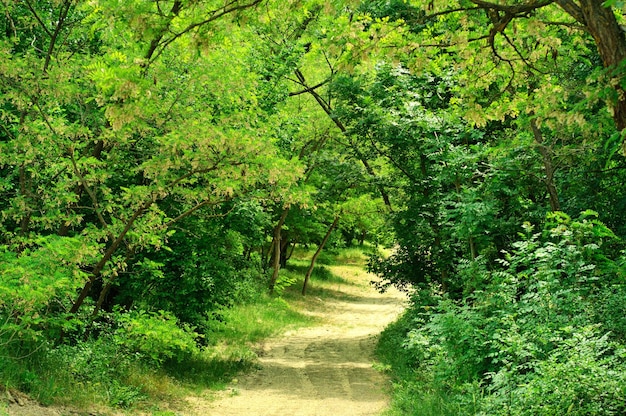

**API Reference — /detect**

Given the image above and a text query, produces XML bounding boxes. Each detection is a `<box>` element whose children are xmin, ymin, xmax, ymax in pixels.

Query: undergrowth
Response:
<box><xmin>0</xmin><ymin>246</ymin><xmax>372</xmax><ymax>414</ymax></box>
<box><xmin>0</xmin><ymin>293</ymin><xmax>313</xmax><ymax>413</ymax></box>
<box><xmin>376</xmin><ymin>311</ymin><xmax>479</xmax><ymax>416</ymax></box>
<box><xmin>376</xmin><ymin>213</ymin><xmax>626</xmax><ymax>416</ymax></box>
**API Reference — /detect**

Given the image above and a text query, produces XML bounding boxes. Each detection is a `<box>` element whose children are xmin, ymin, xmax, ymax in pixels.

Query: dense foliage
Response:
<box><xmin>363</xmin><ymin>1</ymin><xmax>626</xmax><ymax>415</ymax></box>
<box><xmin>2</xmin><ymin>0</ymin><xmax>626</xmax><ymax>413</ymax></box>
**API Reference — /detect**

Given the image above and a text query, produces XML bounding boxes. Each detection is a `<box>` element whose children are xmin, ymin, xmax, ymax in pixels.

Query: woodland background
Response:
<box><xmin>2</xmin><ymin>0</ymin><xmax>626</xmax><ymax>414</ymax></box>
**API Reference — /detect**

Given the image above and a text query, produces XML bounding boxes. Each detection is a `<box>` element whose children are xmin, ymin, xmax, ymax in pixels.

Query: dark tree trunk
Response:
<box><xmin>302</xmin><ymin>216</ymin><xmax>340</xmax><ymax>296</ymax></box>
<box><xmin>558</xmin><ymin>1</ymin><xmax>626</xmax><ymax>133</ymax></box>
<box><xmin>280</xmin><ymin>237</ymin><xmax>290</xmax><ymax>267</ymax></box>
<box><xmin>69</xmin><ymin>201</ymin><xmax>152</xmax><ymax>315</ymax></box>
<box><xmin>531</xmin><ymin>119</ymin><xmax>561</xmax><ymax>212</ymax></box>
<box><xmin>579</xmin><ymin>0</ymin><xmax>626</xmax><ymax>131</ymax></box>
<box><xmin>269</xmin><ymin>208</ymin><xmax>290</xmax><ymax>294</ymax></box>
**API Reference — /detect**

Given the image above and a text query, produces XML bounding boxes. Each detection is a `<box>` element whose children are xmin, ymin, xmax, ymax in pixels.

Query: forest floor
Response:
<box><xmin>3</xmin><ymin>263</ymin><xmax>406</xmax><ymax>416</ymax></box>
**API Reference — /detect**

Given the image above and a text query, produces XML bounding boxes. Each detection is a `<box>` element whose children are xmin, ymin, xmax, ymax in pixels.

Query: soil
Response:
<box><xmin>3</xmin><ymin>264</ymin><xmax>405</xmax><ymax>416</ymax></box>
<box><xmin>2</xmin><ymin>389</ymin><xmax>115</xmax><ymax>416</ymax></box>
<box><xmin>189</xmin><ymin>264</ymin><xmax>406</xmax><ymax>416</ymax></box>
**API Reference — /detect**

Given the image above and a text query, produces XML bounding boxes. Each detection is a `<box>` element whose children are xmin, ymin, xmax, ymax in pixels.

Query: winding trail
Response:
<box><xmin>191</xmin><ymin>264</ymin><xmax>406</xmax><ymax>416</ymax></box>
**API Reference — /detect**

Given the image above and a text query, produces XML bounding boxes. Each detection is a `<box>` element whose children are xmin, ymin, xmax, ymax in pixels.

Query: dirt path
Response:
<box><xmin>189</xmin><ymin>264</ymin><xmax>406</xmax><ymax>416</ymax></box>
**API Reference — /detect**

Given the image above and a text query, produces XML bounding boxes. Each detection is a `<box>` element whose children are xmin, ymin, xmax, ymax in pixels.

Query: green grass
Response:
<box><xmin>205</xmin><ymin>296</ymin><xmax>315</xmax><ymax>345</ymax></box>
<box><xmin>284</xmin><ymin>261</ymin><xmax>348</xmax><ymax>284</ymax></box>
<box><xmin>290</xmin><ymin>244</ymin><xmax>381</xmax><ymax>266</ymax></box>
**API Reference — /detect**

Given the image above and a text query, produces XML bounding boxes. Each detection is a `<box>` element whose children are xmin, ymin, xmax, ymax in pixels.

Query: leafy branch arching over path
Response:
<box><xmin>193</xmin><ymin>265</ymin><xmax>406</xmax><ymax>416</ymax></box>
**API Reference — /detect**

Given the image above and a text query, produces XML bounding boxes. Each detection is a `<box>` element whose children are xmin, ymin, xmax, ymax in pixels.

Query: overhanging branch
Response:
<box><xmin>146</xmin><ymin>0</ymin><xmax>265</xmax><ymax>65</ymax></box>
<box><xmin>289</xmin><ymin>79</ymin><xmax>330</xmax><ymax>96</ymax></box>
<box><xmin>469</xmin><ymin>0</ymin><xmax>554</xmax><ymax>14</ymax></box>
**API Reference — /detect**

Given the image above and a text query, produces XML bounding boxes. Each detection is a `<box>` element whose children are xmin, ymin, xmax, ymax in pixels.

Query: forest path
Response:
<box><xmin>189</xmin><ymin>264</ymin><xmax>406</xmax><ymax>416</ymax></box>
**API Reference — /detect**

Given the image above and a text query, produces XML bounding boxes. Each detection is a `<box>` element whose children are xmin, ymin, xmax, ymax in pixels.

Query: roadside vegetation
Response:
<box><xmin>0</xmin><ymin>282</ymin><xmax>302</xmax><ymax>411</ymax></box>
<box><xmin>376</xmin><ymin>214</ymin><xmax>626</xmax><ymax>416</ymax></box>
<box><xmin>0</xmin><ymin>246</ymin><xmax>380</xmax><ymax>414</ymax></box>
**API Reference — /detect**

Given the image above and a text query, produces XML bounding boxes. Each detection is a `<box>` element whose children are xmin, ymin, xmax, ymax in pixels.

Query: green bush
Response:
<box><xmin>47</xmin><ymin>338</ymin><xmax>147</xmax><ymax>408</ymax></box>
<box><xmin>114</xmin><ymin>309</ymin><xmax>200</xmax><ymax>364</ymax></box>
<box><xmin>381</xmin><ymin>212</ymin><xmax>626</xmax><ymax>415</ymax></box>
<box><xmin>273</xmin><ymin>269</ymin><xmax>298</xmax><ymax>296</ymax></box>
<box><xmin>480</xmin><ymin>327</ymin><xmax>626</xmax><ymax>416</ymax></box>
<box><xmin>0</xmin><ymin>236</ymin><xmax>97</xmax><ymax>344</ymax></box>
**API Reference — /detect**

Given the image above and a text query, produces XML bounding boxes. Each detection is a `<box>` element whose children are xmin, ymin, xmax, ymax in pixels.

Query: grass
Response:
<box><xmin>290</xmin><ymin>244</ymin><xmax>380</xmax><ymax>266</ymax></box>
<box><xmin>205</xmin><ymin>296</ymin><xmax>314</xmax><ymax>345</ymax></box>
<box><xmin>0</xmin><ymin>246</ymin><xmax>377</xmax><ymax>414</ymax></box>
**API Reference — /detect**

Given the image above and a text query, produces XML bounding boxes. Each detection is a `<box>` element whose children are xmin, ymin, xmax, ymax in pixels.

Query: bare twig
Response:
<box><xmin>289</xmin><ymin>79</ymin><xmax>330</xmax><ymax>96</ymax></box>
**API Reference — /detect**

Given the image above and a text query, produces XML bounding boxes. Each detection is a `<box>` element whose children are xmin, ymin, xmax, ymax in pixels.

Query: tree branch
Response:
<box><xmin>291</xmin><ymin>69</ymin><xmax>393</xmax><ymax>210</ymax></box>
<box><xmin>69</xmin><ymin>198</ymin><xmax>154</xmax><ymax>314</ymax></box>
<box><xmin>289</xmin><ymin>79</ymin><xmax>330</xmax><ymax>96</ymax></box>
<box><xmin>23</xmin><ymin>0</ymin><xmax>53</xmax><ymax>37</ymax></box>
<box><xmin>43</xmin><ymin>0</ymin><xmax>72</xmax><ymax>72</ymax></box>
<box><xmin>422</xmin><ymin>6</ymin><xmax>482</xmax><ymax>21</ymax></box>
<box><xmin>146</xmin><ymin>0</ymin><xmax>264</xmax><ymax>65</ymax></box>
<box><xmin>68</xmin><ymin>149</ymin><xmax>114</xmax><ymax>241</ymax></box>
<box><xmin>555</xmin><ymin>0</ymin><xmax>585</xmax><ymax>25</ymax></box>
<box><xmin>165</xmin><ymin>199</ymin><xmax>232</xmax><ymax>227</ymax></box>
<box><xmin>469</xmin><ymin>0</ymin><xmax>554</xmax><ymax>14</ymax></box>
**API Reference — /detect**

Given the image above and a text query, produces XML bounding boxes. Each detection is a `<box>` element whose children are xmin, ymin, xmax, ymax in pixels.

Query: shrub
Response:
<box><xmin>0</xmin><ymin>236</ymin><xmax>98</xmax><ymax>344</ymax></box>
<box><xmin>381</xmin><ymin>211</ymin><xmax>626</xmax><ymax>415</ymax></box>
<box><xmin>114</xmin><ymin>310</ymin><xmax>200</xmax><ymax>364</ymax></box>
<box><xmin>480</xmin><ymin>327</ymin><xmax>626</xmax><ymax>416</ymax></box>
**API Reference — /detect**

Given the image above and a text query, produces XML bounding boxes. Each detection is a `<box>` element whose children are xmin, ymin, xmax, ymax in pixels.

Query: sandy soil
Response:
<box><xmin>189</xmin><ymin>264</ymin><xmax>406</xmax><ymax>416</ymax></box>
<box><xmin>3</xmin><ymin>264</ymin><xmax>405</xmax><ymax>416</ymax></box>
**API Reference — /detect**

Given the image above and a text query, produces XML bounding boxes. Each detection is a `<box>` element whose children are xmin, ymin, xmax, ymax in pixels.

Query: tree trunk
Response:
<box><xmin>558</xmin><ymin>1</ymin><xmax>626</xmax><ymax>134</ymax></box>
<box><xmin>531</xmin><ymin>118</ymin><xmax>561</xmax><ymax>212</ymax></box>
<box><xmin>579</xmin><ymin>0</ymin><xmax>626</xmax><ymax>132</ymax></box>
<box><xmin>469</xmin><ymin>236</ymin><xmax>477</xmax><ymax>260</ymax></box>
<box><xmin>280</xmin><ymin>237</ymin><xmax>290</xmax><ymax>267</ymax></box>
<box><xmin>69</xmin><ymin>201</ymin><xmax>152</xmax><ymax>315</ymax></box>
<box><xmin>92</xmin><ymin>247</ymin><xmax>135</xmax><ymax>316</ymax></box>
<box><xmin>269</xmin><ymin>208</ymin><xmax>290</xmax><ymax>294</ymax></box>
<box><xmin>302</xmin><ymin>215</ymin><xmax>340</xmax><ymax>296</ymax></box>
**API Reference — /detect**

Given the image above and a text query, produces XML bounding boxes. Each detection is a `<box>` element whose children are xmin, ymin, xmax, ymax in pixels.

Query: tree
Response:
<box><xmin>0</xmin><ymin>0</ymin><xmax>301</xmax><ymax>337</ymax></box>
<box><xmin>385</xmin><ymin>1</ymin><xmax>626</xmax><ymax>146</ymax></box>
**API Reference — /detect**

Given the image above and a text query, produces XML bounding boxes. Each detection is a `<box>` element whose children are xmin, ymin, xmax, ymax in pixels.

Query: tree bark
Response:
<box><xmin>557</xmin><ymin>1</ymin><xmax>626</xmax><ymax>134</ymax></box>
<box><xmin>269</xmin><ymin>208</ymin><xmax>290</xmax><ymax>294</ymax></box>
<box><xmin>531</xmin><ymin>118</ymin><xmax>561</xmax><ymax>212</ymax></box>
<box><xmin>302</xmin><ymin>215</ymin><xmax>340</xmax><ymax>296</ymax></box>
